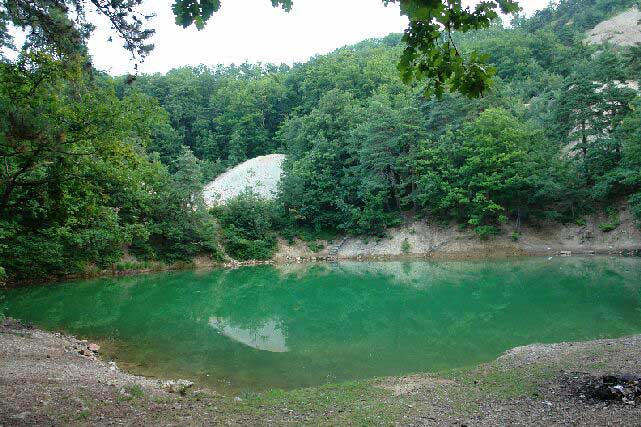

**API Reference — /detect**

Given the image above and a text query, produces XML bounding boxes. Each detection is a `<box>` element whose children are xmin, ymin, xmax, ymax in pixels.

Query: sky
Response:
<box><xmin>85</xmin><ymin>0</ymin><xmax>550</xmax><ymax>75</ymax></box>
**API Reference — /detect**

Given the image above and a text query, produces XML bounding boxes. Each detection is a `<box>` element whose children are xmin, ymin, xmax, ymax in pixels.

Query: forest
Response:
<box><xmin>1</xmin><ymin>0</ymin><xmax>641</xmax><ymax>281</ymax></box>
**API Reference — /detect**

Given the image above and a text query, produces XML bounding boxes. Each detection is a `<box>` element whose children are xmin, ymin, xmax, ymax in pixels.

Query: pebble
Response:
<box><xmin>10</xmin><ymin>412</ymin><xmax>30</xmax><ymax>420</ymax></box>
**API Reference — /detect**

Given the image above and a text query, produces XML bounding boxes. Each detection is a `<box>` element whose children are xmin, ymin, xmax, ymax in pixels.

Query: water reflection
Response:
<box><xmin>2</xmin><ymin>257</ymin><xmax>641</xmax><ymax>391</ymax></box>
<box><xmin>209</xmin><ymin>317</ymin><xmax>288</xmax><ymax>353</ymax></box>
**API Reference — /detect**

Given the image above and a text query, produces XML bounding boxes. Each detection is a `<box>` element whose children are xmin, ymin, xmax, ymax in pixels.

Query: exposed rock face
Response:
<box><xmin>272</xmin><ymin>202</ymin><xmax>641</xmax><ymax>261</ymax></box>
<box><xmin>203</xmin><ymin>154</ymin><xmax>285</xmax><ymax>207</ymax></box>
<box><xmin>586</xmin><ymin>7</ymin><xmax>641</xmax><ymax>46</ymax></box>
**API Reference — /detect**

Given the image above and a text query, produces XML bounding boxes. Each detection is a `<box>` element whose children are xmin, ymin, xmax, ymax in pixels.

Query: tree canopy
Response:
<box><xmin>1</xmin><ymin>0</ymin><xmax>521</xmax><ymax>97</ymax></box>
<box><xmin>2</xmin><ymin>0</ymin><xmax>641</xmax><ymax>283</ymax></box>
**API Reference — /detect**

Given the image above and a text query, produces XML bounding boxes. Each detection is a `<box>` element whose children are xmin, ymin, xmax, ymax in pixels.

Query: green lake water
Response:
<box><xmin>2</xmin><ymin>257</ymin><xmax>641</xmax><ymax>391</ymax></box>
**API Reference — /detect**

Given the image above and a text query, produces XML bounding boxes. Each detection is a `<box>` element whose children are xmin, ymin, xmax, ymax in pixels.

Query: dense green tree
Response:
<box><xmin>0</xmin><ymin>53</ymin><xmax>220</xmax><ymax>281</ymax></box>
<box><xmin>171</xmin><ymin>0</ymin><xmax>524</xmax><ymax>97</ymax></box>
<box><xmin>1</xmin><ymin>0</ymin><xmax>527</xmax><ymax>98</ymax></box>
<box><xmin>412</xmin><ymin>109</ymin><xmax>557</xmax><ymax>237</ymax></box>
<box><xmin>555</xmin><ymin>55</ymin><xmax>637</xmax><ymax>185</ymax></box>
<box><xmin>210</xmin><ymin>72</ymin><xmax>289</xmax><ymax>163</ymax></box>
<box><xmin>212</xmin><ymin>191</ymin><xmax>279</xmax><ymax>261</ymax></box>
<box><xmin>1</xmin><ymin>0</ymin><xmax>154</xmax><ymax>60</ymax></box>
<box><xmin>278</xmin><ymin>89</ymin><xmax>362</xmax><ymax>232</ymax></box>
<box><xmin>2</xmin><ymin>0</ymin><xmax>641</xmax><ymax>279</ymax></box>
<box><xmin>348</xmin><ymin>86</ymin><xmax>425</xmax><ymax>234</ymax></box>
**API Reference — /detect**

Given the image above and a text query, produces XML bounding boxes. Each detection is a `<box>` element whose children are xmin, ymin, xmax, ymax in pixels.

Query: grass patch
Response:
<box><xmin>589</xmin><ymin>361</ymin><xmax>607</xmax><ymax>370</ymax></box>
<box><xmin>76</xmin><ymin>409</ymin><xmax>90</xmax><ymax>421</ymax></box>
<box><xmin>118</xmin><ymin>383</ymin><xmax>145</xmax><ymax>401</ymax></box>
<box><xmin>214</xmin><ymin>380</ymin><xmax>407</xmax><ymax>425</ymax></box>
<box><xmin>197</xmin><ymin>360</ymin><xmax>563</xmax><ymax>424</ymax></box>
<box><xmin>442</xmin><ymin>362</ymin><xmax>557</xmax><ymax>401</ymax></box>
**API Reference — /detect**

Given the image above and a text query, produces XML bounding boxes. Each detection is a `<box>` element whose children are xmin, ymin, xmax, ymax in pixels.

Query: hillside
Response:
<box><xmin>3</xmin><ymin>0</ymin><xmax>641</xmax><ymax>281</ymax></box>
<box><xmin>587</xmin><ymin>6</ymin><xmax>641</xmax><ymax>45</ymax></box>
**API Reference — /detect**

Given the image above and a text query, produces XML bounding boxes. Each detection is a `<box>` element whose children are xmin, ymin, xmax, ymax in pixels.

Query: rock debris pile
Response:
<box><xmin>579</xmin><ymin>375</ymin><xmax>641</xmax><ymax>405</ymax></box>
<box><xmin>203</xmin><ymin>154</ymin><xmax>285</xmax><ymax>207</ymax></box>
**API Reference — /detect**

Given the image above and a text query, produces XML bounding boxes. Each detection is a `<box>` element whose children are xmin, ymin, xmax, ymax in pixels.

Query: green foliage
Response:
<box><xmin>389</xmin><ymin>0</ymin><xmax>519</xmax><ymax>97</ymax></box>
<box><xmin>76</xmin><ymin>410</ymin><xmax>90</xmax><ymax>421</ymax></box>
<box><xmin>0</xmin><ymin>55</ymin><xmax>220</xmax><ymax>282</ymax></box>
<box><xmin>117</xmin><ymin>64</ymin><xmax>291</xmax><ymax>170</ymax></box>
<box><xmin>173</xmin><ymin>0</ymin><xmax>292</xmax><ymax>30</ymax></box>
<box><xmin>171</xmin><ymin>0</ymin><xmax>523</xmax><ymax>98</ymax></box>
<box><xmin>118</xmin><ymin>384</ymin><xmax>145</xmax><ymax>401</ymax></box>
<box><xmin>630</xmin><ymin>193</ymin><xmax>641</xmax><ymax>223</ymax></box>
<box><xmin>598</xmin><ymin>222</ymin><xmax>618</xmax><ymax>233</ymax></box>
<box><xmin>413</xmin><ymin>109</ymin><xmax>557</xmax><ymax>235</ymax></box>
<box><xmin>401</xmin><ymin>238</ymin><xmax>411</xmax><ymax>255</ymax></box>
<box><xmin>115</xmin><ymin>260</ymin><xmax>153</xmax><ymax>271</ymax></box>
<box><xmin>599</xmin><ymin>208</ymin><xmax>621</xmax><ymax>232</ymax></box>
<box><xmin>213</xmin><ymin>192</ymin><xmax>280</xmax><ymax>261</ymax></box>
<box><xmin>2</xmin><ymin>0</ymin><xmax>154</xmax><ymax>60</ymax></box>
<box><xmin>279</xmin><ymin>86</ymin><xmax>420</xmax><ymax>236</ymax></box>
<box><xmin>3</xmin><ymin>0</ymin><xmax>641</xmax><ymax>278</ymax></box>
<box><xmin>307</xmin><ymin>242</ymin><xmax>325</xmax><ymax>253</ymax></box>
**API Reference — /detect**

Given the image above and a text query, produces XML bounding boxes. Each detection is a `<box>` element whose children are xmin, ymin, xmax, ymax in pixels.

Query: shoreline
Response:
<box><xmin>4</xmin><ymin>244</ymin><xmax>641</xmax><ymax>288</ymax></box>
<box><xmin>1</xmin><ymin>318</ymin><xmax>640</xmax><ymax>425</ymax></box>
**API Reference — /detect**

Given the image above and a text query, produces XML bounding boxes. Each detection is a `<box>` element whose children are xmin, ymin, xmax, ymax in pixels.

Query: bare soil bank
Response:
<box><xmin>6</xmin><ymin>205</ymin><xmax>640</xmax><ymax>287</ymax></box>
<box><xmin>2</xmin><ymin>318</ymin><xmax>641</xmax><ymax>426</ymax></box>
<box><xmin>274</xmin><ymin>203</ymin><xmax>641</xmax><ymax>261</ymax></box>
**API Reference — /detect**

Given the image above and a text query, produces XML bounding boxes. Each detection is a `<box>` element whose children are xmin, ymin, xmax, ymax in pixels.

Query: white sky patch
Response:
<box><xmin>37</xmin><ymin>0</ymin><xmax>550</xmax><ymax>75</ymax></box>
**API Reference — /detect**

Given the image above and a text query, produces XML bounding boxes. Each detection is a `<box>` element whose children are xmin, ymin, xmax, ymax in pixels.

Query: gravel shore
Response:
<box><xmin>2</xmin><ymin>318</ymin><xmax>641</xmax><ymax>426</ymax></box>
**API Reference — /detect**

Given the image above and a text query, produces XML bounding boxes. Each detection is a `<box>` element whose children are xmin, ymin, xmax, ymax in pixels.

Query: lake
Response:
<box><xmin>2</xmin><ymin>257</ymin><xmax>641</xmax><ymax>392</ymax></box>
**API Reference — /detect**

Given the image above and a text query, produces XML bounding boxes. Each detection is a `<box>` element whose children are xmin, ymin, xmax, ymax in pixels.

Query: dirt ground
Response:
<box><xmin>274</xmin><ymin>203</ymin><xmax>641</xmax><ymax>261</ymax></box>
<box><xmin>2</xmin><ymin>318</ymin><xmax>641</xmax><ymax>426</ymax></box>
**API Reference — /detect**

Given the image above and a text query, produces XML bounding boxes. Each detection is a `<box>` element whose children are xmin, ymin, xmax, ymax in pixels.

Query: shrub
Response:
<box><xmin>222</xmin><ymin>227</ymin><xmax>276</xmax><ymax>261</ymax></box>
<box><xmin>213</xmin><ymin>191</ymin><xmax>280</xmax><ymax>261</ymax></box>
<box><xmin>474</xmin><ymin>225</ymin><xmax>500</xmax><ymax>240</ymax></box>
<box><xmin>401</xmin><ymin>238</ymin><xmax>411</xmax><ymax>254</ymax></box>
<box><xmin>631</xmin><ymin>192</ymin><xmax>641</xmax><ymax>222</ymax></box>
<box><xmin>599</xmin><ymin>222</ymin><xmax>618</xmax><ymax>233</ymax></box>
<box><xmin>511</xmin><ymin>231</ymin><xmax>521</xmax><ymax>241</ymax></box>
<box><xmin>307</xmin><ymin>241</ymin><xmax>325</xmax><ymax>253</ymax></box>
<box><xmin>599</xmin><ymin>207</ymin><xmax>621</xmax><ymax>233</ymax></box>
<box><xmin>115</xmin><ymin>260</ymin><xmax>153</xmax><ymax>271</ymax></box>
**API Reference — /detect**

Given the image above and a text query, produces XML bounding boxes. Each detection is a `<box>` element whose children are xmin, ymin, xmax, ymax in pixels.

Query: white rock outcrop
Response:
<box><xmin>586</xmin><ymin>7</ymin><xmax>641</xmax><ymax>46</ymax></box>
<box><xmin>203</xmin><ymin>154</ymin><xmax>285</xmax><ymax>207</ymax></box>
